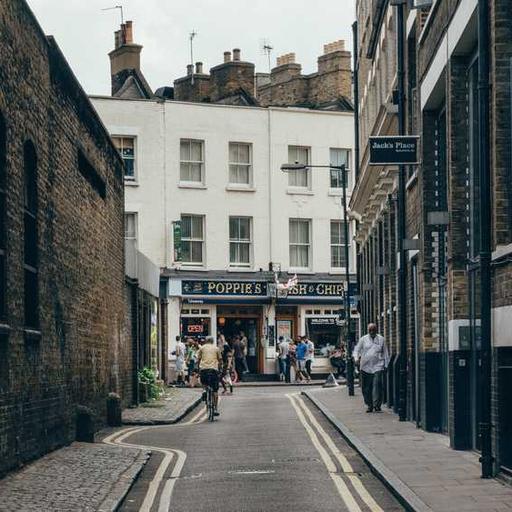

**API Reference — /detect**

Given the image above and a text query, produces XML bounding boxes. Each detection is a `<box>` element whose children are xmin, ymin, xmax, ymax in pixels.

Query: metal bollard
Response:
<box><xmin>106</xmin><ymin>392</ymin><xmax>122</xmax><ymax>427</ymax></box>
<box><xmin>76</xmin><ymin>405</ymin><xmax>95</xmax><ymax>443</ymax></box>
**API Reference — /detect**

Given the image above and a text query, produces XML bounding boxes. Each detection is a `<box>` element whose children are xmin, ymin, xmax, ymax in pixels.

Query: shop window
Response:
<box><xmin>181</xmin><ymin>316</ymin><xmax>210</xmax><ymax>338</ymax></box>
<box><xmin>0</xmin><ymin>113</ymin><xmax>5</xmax><ymax>320</ymax></box>
<box><xmin>287</xmin><ymin>146</ymin><xmax>310</xmax><ymax>188</ymax></box>
<box><xmin>229</xmin><ymin>216</ymin><xmax>252</xmax><ymax>267</ymax></box>
<box><xmin>112</xmin><ymin>136</ymin><xmax>136</xmax><ymax>181</ymax></box>
<box><xmin>181</xmin><ymin>214</ymin><xmax>204</xmax><ymax>265</ymax></box>
<box><xmin>329</xmin><ymin>148</ymin><xmax>351</xmax><ymax>189</ymax></box>
<box><xmin>180</xmin><ymin>139</ymin><xmax>204</xmax><ymax>183</ymax></box>
<box><xmin>289</xmin><ymin>218</ymin><xmax>311</xmax><ymax>269</ymax></box>
<box><xmin>23</xmin><ymin>140</ymin><xmax>39</xmax><ymax>329</ymax></box>
<box><xmin>306</xmin><ymin>317</ymin><xmax>339</xmax><ymax>357</ymax></box>
<box><xmin>229</xmin><ymin>142</ymin><xmax>252</xmax><ymax>185</ymax></box>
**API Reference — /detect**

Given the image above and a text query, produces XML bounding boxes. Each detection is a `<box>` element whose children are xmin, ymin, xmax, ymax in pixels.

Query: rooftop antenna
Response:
<box><xmin>190</xmin><ymin>30</ymin><xmax>197</xmax><ymax>85</ymax></box>
<box><xmin>261</xmin><ymin>39</ymin><xmax>274</xmax><ymax>73</ymax></box>
<box><xmin>102</xmin><ymin>5</ymin><xmax>124</xmax><ymax>24</ymax></box>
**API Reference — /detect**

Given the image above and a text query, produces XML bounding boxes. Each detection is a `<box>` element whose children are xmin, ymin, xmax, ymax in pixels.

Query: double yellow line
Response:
<box><xmin>287</xmin><ymin>393</ymin><xmax>384</xmax><ymax>512</ymax></box>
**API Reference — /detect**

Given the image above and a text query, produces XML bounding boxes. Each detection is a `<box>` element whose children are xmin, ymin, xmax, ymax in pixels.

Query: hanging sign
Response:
<box><xmin>369</xmin><ymin>136</ymin><xmax>419</xmax><ymax>165</ymax></box>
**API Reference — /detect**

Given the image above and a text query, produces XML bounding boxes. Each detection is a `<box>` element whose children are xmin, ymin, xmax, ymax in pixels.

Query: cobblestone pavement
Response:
<box><xmin>306</xmin><ymin>387</ymin><xmax>512</xmax><ymax>512</ymax></box>
<box><xmin>0</xmin><ymin>443</ymin><xmax>149</xmax><ymax>512</ymax></box>
<box><xmin>122</xmin><ymin>387</ymin><xmax>202</xmax><ymax>425</ymax></box>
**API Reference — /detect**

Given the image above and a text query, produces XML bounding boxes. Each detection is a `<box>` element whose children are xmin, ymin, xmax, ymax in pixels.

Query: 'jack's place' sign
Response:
<box><xmin>369</xmin><ymin>136</ymin><xmax>419</xmax><ymax>165</ymax></box>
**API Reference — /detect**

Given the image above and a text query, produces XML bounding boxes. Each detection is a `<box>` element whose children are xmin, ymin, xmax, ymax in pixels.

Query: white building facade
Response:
<box><xmin>92</xmin><ymin>92</ymin><xmax>356</xmax><ymax>376</ymax></box>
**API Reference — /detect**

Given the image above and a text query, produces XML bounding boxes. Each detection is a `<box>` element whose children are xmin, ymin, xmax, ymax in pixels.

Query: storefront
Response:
<box><xmin>165</xmin><ymin>275</ymin><xmax>358</xmax><ymax>376</ymax></box>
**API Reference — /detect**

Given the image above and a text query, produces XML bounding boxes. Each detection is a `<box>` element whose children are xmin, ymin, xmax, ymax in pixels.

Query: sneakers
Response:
<box><xmin>374</xmin><ymin>406</ymin><xmax>382</xmax><ymax>412</ymax></box>
<box><xmin>366</xmin><ymin>407</ymin><xmax>373</xmax><ymax>413</ymax></box>
<box><xmin>213</xmin><ymin>411</ymin><xmax>220</xmax><ymax>417</ymax></box>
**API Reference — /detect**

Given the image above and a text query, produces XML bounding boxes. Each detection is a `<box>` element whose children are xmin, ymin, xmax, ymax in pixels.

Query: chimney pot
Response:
<box><xmin>233</xmin><ymin>48</ymin><xmax>241</xmax><ymax>61</ymax></box>
<box><xmin>125</xmin><ymin>21</ymin><xmax>133</xmax><ymax>44</ymax></box>
<box><xmin>187</xmin><ymin>64</ymin><xmax>194</xmax><ymax>76</ymax></box>
<box><xmin>224</xmin><ymin>51</ymin><xmax>231</xmax><ymax>63</ymax></box>
<box><xmin>195</xmin><ymin>62</ymin><xmax>203</xmax><ymax>74</ymax></box>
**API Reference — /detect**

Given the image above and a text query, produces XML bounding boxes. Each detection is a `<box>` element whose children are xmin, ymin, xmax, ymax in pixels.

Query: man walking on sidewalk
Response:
<box><xmin>353</xmin><ymin>323</ymin><xmax>389</xmax><ymax>412</ymax></box>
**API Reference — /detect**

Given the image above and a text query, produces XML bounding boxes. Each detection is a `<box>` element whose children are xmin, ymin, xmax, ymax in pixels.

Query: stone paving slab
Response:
<box><xmin>122</xmin><ymin>387</ymin><xmax>201</xmax><ymax>425</ymax></box>
<box><xmin>304</xmin><ymin>387</ymin><xmax>512</xmax><ymax>512</ymax></box>
<box><xmin>0</xmin><ymin>443</ymin><xmax>149</xmax><ymax>512</ymax></box>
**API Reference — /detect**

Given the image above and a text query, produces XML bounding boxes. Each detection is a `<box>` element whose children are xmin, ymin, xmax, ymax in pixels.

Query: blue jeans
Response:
<box><xmin>278</xmin><ymin>358</ymin><xmax>288</xmax><ymax>377</ymax></box>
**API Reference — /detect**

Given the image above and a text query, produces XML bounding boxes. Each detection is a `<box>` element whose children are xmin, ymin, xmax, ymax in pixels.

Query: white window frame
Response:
<box><xmin>287</xmin><ymin>146</ymin><xmax>311</xmax><ymax>189</ymax></box>
<box><xmin>124</xmin><ymin>212</ymin><xmax>138</xmax><ymax>246</ymax></box>
<box><xmin>228</xmin><ymin>142</ymin><xmax>252</xmax><ymax>187</ymax></box>
<box><xmin>180</xmin><ymin>214</ymin><xmax>205</xmax><ymax>266</ymax></box>
<box><xmin>113</xmin><ymin>136</ymin><xmax>137</xmax><ymax>182</ymax></box>
<box><xmin>229</xmin><ymin>216</ymin><xmax>252</xmax><ymax>268</ymax></box>
<box><xmin>180</xmin><ymin>139</ymin><xmax>205</xmax><ymax>185</ymax></box>
<box><xmin>289</xmin><ymin>218</ymin><xmax>311</xmax><ymax>270</ymax></box>
<box><xmin>330</xmin><ymin>220</ymin><xmax>349</xmax><ymax>270</ymax></box>
<box><xmin>329</xmin><ymin>148</ymin><xmax>351</xmax><ymax>190</ymax></box>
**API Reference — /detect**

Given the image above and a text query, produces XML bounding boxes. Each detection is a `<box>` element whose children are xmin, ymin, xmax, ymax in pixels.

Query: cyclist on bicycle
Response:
<box><xmin>197</xmin><ymin>335</ymin><xmax>222</xmax><ymax>416</ymax></box>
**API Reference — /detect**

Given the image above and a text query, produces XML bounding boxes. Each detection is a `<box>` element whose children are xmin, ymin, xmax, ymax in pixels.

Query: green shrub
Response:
<box><xmin>137</xmin><ymin>367</ymin><xmax>163</xmax><ymax>401</ymax></box>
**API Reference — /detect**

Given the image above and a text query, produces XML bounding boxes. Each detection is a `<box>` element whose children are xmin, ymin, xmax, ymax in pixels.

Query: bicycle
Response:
<box><xmin>205</xmin><ymin>383</ymin><xmax>216</xmax><ymax>421</ymax></box>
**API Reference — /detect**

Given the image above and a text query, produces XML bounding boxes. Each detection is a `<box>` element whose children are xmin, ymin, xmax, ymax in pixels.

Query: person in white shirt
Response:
<box><xmin>353</xmin><ymin>323</ymin><xmax>389</xmax><ymax>412</ymax></box>
<box><xmin>277</xmin><ymin>336</ymin><xmax>289</xmax><ymax>382</ymax></box>
<box><xmin>304</xmin><ymin>336</ymin><xmax>314</xmax><ymax>383</ymax></box>
<box><xmin>174</xmin><ymin>335</ymin><xmax>187</xmax><ymax>387</ymax></box>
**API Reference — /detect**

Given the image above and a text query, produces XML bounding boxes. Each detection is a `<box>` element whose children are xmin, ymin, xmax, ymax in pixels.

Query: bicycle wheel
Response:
<box><xmin>207</xmin><ymin>387</ymin><xmax>215</xmax><ymax>422</ymax></box>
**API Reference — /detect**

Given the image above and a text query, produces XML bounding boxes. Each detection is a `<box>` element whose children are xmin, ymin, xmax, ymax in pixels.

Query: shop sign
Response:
<box><xmin>287</xmin><ymin>282</ymin><xmax>346</xmax><ymax>298</ymax></box>
<box><xmin>173</xmin><ymin>221</ymin><xmax>182</xmax><ymax>262</ymax></box>
<box><xmin>369</xmin><ymin>136</ymin><xmax>419</xmax><ymax>165</ymax></box>
<box><xmin>182</xmin><ymin>280</ymin><xmax>267</xmax><ymax>296</ymax></box>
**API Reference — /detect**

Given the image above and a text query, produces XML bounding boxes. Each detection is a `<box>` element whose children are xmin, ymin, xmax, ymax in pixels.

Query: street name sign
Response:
<box><xmin>369</xmin><ymin>135</ymin><xmax>419</xmax><ymax>165</ymax></box>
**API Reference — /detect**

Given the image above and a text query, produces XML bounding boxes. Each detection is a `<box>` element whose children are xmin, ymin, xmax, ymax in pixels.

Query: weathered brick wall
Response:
<box><xmin>0</xmin><ymin>0</ymin><xmax>130</xmax><ymax>476</ymax></box>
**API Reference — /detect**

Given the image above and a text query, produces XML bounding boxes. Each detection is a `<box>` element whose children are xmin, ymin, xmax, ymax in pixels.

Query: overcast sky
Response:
<box><xmin>27</xmin><ymin>0</ymin><xmax>355</xmax><ymax>96</ymax></box>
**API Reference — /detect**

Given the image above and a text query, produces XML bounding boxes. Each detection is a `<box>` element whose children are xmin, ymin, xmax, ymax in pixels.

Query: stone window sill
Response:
<box><xmin>124</xmin><ymin>180</ymin><xmax>139</xmax><ymax>187</ymax></box>
<box><xmin>24</xmin><ymin>328</ymin><xmax>42</xmax><ymax>342</ymax></box>
<box><xmin>178</xmin><ymin>182</ymin><xmax>207</xmax><ymax>190</ymax></box>
<box><xmin>225</xmin><ymin>185</ymin><xmax>256</xmax><ymax>192</ymax></box>
<box><xmin>286</xmin><ymin>188</ymin><xmax>314</xmax><ymax>196</ymax></box>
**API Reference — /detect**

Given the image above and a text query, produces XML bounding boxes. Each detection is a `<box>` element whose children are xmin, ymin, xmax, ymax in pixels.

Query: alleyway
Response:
<box><xmin>113</xmin><ymin>387</ymin><xmax>403</xmax><ymax>512</ymax></box>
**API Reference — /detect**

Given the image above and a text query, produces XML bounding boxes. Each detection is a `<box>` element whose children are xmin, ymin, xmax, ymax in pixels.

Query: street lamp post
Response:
<box><xmin>280</xmin><ymin>163</ymin><xmax>355</xmax><ymax>396</ymax></box>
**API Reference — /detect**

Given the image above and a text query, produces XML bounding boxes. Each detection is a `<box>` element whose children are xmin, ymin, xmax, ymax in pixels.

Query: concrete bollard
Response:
<box><xmin>106</xmin><ymin>392</ymin><xmax>122</xmax><ymax>427</ymax></box>
<box><xmin>76</xmin><ymin>405</ymin><xmax>95</xmax><ymax>442</ymax></box>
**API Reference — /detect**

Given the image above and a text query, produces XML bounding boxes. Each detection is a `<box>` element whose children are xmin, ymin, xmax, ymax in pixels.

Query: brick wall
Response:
<box><xmin>0</xmin><ymin>0</ymin><xmax>130</xmax><ymax>476</ymax></box>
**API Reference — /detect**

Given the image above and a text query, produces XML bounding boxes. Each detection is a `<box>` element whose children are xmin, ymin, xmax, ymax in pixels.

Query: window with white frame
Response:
<box><xmin>229</xmin><ymin>216</ymin><xmax>252</xmax><ymax>267</ymax></box>
<box><xmin>229</xmin><ymin>142</ymin><xmax>252</xmax><ymax>185</ymax></box>
<box><xmin>124</xmin><ymin>213</ymin><xmax>138</xmax><ymax>245</ymax></box>
<box><xmin>287</xmin><ymin>146</ymin><xmax>310</xmax><ymax>188</ymax></box>
<box><xmin>112</xmin><ymin>136</ymin><xmax>136</xmax><ymax>180</ymax></box>
<box><xmin>180</xmin><ymin>139</ymin><xmax>204</xmax><ymax>183</ymax></box>
<box><xmin>329</xmin><ymin>148</ymin><xmax>351</xmax><ymax>189</ymax></box>
<box><xmin>330</xmin><ymin>220</ymin><xmax>349</xmax><ymax>268</ymax></box>
<box><xmin>289</xmin><ymin>219</ymin><xmax>311</xmax><ymax>269</ymax></box>
<box><xmin>181</xmin><ymin>214</ymin><xmax>204</xmax><ymax>265</ymax></box>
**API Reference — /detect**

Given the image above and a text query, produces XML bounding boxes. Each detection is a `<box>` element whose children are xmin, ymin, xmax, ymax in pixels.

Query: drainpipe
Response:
<box><xmin>352</xmin><ymin>21</ymin><xmax>360</xmax><ymax>181</ymax></box>
<box><xmin>477</xmin><ymin>0</ymin><xmax>493</xmax><ymax>479</ymax></box>
<box><xmin>392</xmin><ymin>0</ymin><xmax>408</xmax><ymax>422</ymax></box>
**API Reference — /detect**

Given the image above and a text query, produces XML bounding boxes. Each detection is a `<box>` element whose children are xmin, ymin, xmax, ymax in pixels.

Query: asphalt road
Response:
<box><xmin>112</xmin><ymin>387</ymin><xmax>405</xmax><ymax>512</ymax></box>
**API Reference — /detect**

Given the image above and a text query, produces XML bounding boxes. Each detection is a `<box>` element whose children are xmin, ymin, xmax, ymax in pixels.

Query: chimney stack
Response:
<box><xmin>187</xmin><ymin>64</ymin><xmax>194</xmax><ymax>76</ymax></box>
<box><xmin>109</xmin><ymin>20</ymin><xmax>144</xmax><ymax>96</ymax></box>
<box><xmin>224</xmin><ymin>51</ymin><xmax>232</xmax><ymax>63</ymax></box>
<box><xmin>195</xmin><ymin>62</ymin><xmax>203</xmax><ymax>74</ymax></box>
<box><xmin>233</xmin><ymin>48</ymin><xmax>241</xmax><ymax>61</ymax></box>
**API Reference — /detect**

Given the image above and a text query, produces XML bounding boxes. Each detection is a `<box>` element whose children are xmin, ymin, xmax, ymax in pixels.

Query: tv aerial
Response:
<box><xmin>260</xmin><ymin>38</ymin><xmax>274</xmax><ymax>72</ymax></box>
<box><xmin>102</xmin><ymin>5</ymin><xmax>124</xmax><ymax>24</ymax></box>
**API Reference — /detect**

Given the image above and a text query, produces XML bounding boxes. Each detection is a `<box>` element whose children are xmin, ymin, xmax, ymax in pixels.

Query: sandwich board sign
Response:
<box><xmin>369</xmin><ymin>136</ymin><xmax>419</xmax><ymax>165</ymax></box>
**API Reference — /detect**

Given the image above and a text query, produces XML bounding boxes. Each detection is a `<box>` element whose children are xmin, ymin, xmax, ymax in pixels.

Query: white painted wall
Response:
<box><xmin>91</xmin><ymin>97</ymin><xmax>356</xmax><ymax>275</ymax></box>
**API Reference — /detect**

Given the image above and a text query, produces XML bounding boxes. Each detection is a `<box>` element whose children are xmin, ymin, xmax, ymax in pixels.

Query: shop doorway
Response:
<box><xmin>217</xmin><ymin>307</ymin><xmax>262</xmax><ymax>373</ymax></box>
